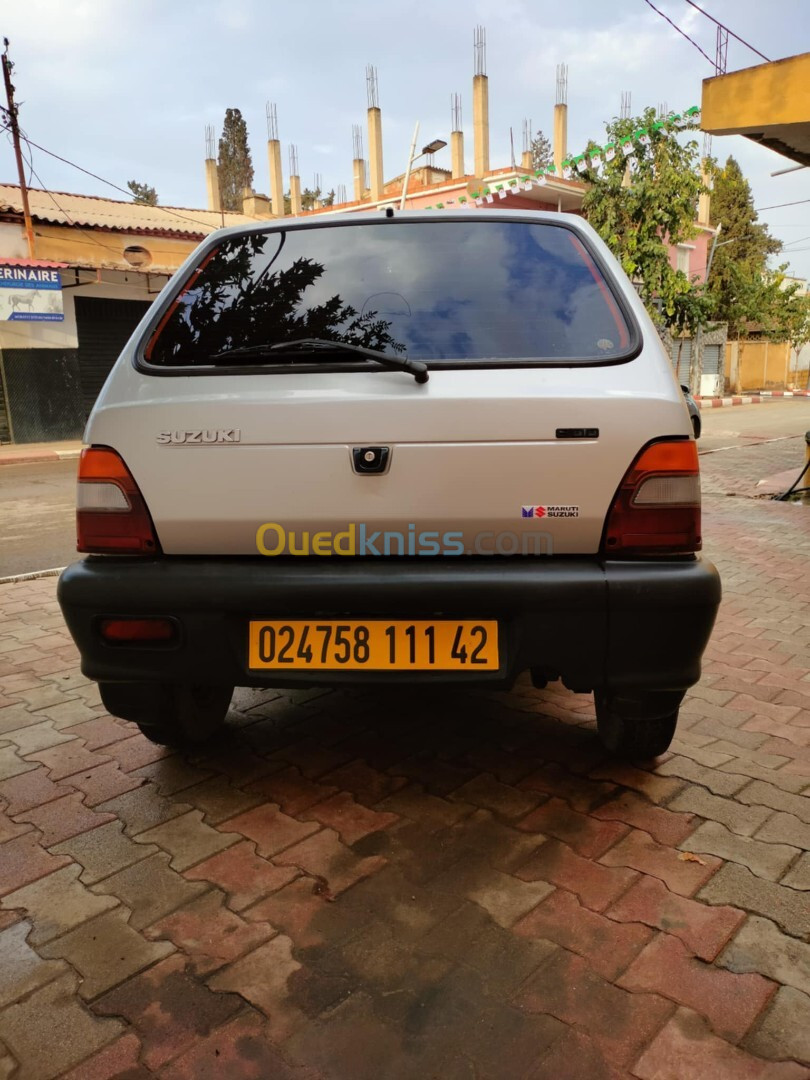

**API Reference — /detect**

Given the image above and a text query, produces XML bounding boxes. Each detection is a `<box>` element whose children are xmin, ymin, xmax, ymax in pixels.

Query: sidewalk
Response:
<box><xmin>0</xmin><ymin>440</ymin><xmax>82</xmax><ymax>467</ymax></box>
<box><xmin>0</xmin><ymin>478</ymin><xmax>808</xmax><ymax>1076</ymax></box>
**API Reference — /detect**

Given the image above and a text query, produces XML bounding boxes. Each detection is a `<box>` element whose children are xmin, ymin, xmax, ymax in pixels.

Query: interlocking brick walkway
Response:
<box><xmin>1</xmin><ymin>478</ymin><xmax>809</xmax><ymax>1076</ymax></box>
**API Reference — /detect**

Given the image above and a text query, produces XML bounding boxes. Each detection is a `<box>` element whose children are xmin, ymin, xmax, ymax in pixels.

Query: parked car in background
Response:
<box><xmin>58</xmin><ymin>210</ymin><xmax>720</xmax><ymax>760</ymax></box>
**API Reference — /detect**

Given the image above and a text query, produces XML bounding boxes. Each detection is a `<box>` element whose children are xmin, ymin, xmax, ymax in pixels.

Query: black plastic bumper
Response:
<box><xmin>57</xmin><ymin>555</ymin><xmax>721</xmax><ymax>692</ymax></box>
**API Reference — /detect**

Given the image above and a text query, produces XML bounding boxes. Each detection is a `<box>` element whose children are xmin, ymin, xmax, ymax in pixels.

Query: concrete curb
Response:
<box><xmin>0</xmin><ymin>566</ymin><xmax>66</xmax><ymax>586</ymax></box>
<box><xmin>696</xmin><ymin>390</ymin><xmax>810</xmax><ymax>410</ymax></box>
<box><xmin>0</xmin><ymin>447</ymin><xmax>81</xmax><ymax>467</ymax></box>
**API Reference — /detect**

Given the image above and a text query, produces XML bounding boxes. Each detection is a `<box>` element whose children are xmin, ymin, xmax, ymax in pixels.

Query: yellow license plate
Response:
<box><xmin>248</xmin><ymin>619</ymin><xmax>499</xmax><ymax>671</ymax></box>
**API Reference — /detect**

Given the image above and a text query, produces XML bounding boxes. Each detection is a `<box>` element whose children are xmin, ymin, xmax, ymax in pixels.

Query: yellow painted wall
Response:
<box><xmin>703</xmin><ymin>52</ymin><xmax>810</xmax><ymax>133</ymax></box>
<box><xmin>724</xmin><ymin>341</ymin><xmax>795</xmax><ymax>391</ymax></box>
<box><xmin>30</xmin><ymin>223</ymin><xmax>200</xmax><ymax>274</ymax></box>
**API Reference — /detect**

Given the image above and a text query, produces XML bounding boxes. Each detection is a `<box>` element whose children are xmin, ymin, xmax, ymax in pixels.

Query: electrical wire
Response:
<box><xmin>21</xmin><ymin>141</ymin><xmax>149</xmax><ymax>261</ymax></box>
<box><xmin>756</xmin><ymin>199</ymin><xmax>810</xmax><ymax>212</ymax></box>
<box><xmin>642</xmin><ymin>0</ymin><xmax>715</xmax><ymax>66</ymax></box>
<box><xmin>16</xmin><ymin>133</ymin><xmax>220</xmax><ymax>233</ymax></box>
<box><xmin>774</xmin><ymin>458</ymin><xmax>810</xmax><ymax>501</ymax></box>
<box><xmin>680</xmin><ymin>0</ymin><xmax>770</xmax><ymax>62</ymax></box>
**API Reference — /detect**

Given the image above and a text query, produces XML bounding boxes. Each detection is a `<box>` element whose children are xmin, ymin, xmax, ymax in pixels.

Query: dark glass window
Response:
<box><xmin>144</xmin><ymin>220</ymin><xmax>634</xmax><ymax>368</ymax></box>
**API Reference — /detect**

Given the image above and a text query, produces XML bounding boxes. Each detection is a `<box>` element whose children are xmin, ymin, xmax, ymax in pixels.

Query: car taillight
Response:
<box><xmin>77</xmin><ymin>447</ymin><xmax>160</xmax><ymax>555</ymax></box>
<box><xmin>602</xmin><ymin>439</ymin><xmax>701</xmax><ymax>557</ymax></box>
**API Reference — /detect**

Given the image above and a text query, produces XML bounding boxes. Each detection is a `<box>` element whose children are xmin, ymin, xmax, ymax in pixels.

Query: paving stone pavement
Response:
<box><xmin>0</xmin><ymin>476</ymin><xmax>809</xmax><ymax>1077</ymax></box>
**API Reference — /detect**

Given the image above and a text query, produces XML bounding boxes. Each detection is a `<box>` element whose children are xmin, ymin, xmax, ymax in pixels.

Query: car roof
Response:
<box><xmin>202</xmin><ymin>208</ymin><xmax>592</xmax><ymax>245</ymax></box>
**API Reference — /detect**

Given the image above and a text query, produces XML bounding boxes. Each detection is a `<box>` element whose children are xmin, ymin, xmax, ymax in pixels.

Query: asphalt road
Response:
<box><xmin>0</xmin><ymin>459</ymin><xmax>78</xmax><ymax>578</ymax></box>
<box><xmin>1</xmin><ymin>398</ymin><xmax>809</xmax><ymax>578</ymax></box>
<box><xmin>699</xmin><ymin>398</ymin><xmax>810</xmax><ymax>451</ymax></box>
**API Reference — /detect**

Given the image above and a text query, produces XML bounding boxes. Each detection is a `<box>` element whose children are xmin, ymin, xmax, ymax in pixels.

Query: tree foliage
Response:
<box><xmin>217</xmin><ymin>108</ymin><xmax>254</xmax><ymax>212</ymax></box>
<box><xmin>784</xmin><ymin>293</ymin><xmax>810</xmax><ymax>362</ymax></box>
<box><xmin>530</xmin><ymin>129</ymin><xmax>552</xmax><ymax>172</ymax></box>
<box><xmin>581</xmin><ymin>107</ymin><xmax>707</xmax><ymax>336</ymax></box>
<box><xmin>706</xmin><ymin>156</ymin><xmax>783</xmax><ymax>337</ymax></box>
<box><xmin>300</xmin><ymin>187</ymin><xmax>335</xmax><ymax>210</ymax></box>
<box><xmin>127</xmin><ymin>180</ymin><xmax>158</xmax><ymax>205</ymax></box>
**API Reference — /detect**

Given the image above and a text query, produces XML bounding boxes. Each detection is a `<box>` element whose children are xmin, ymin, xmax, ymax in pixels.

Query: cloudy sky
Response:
<box><xmin>3</xmin><ymin>0</ymin><xmax>810</xmax><ymax>275</ymax></box>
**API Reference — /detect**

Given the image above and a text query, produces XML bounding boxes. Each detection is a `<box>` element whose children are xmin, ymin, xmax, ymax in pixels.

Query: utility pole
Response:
<box><xmin>2</xmin><ymin>39</ymin><xmax>36</xmax><ymax>259</ymax></box>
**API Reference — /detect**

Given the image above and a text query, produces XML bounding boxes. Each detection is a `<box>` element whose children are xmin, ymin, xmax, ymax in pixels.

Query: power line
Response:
<box><xmin>680</xmin><ymin>0</ymin><xmax>770</xmax><ymax>63</ymax></box>
<box><xmin>642</xmin><ymin>0</ymin><xmax>715</xmax><ymax>66</ymax></box>
<box><xmin>17</xmin><ymin>134</ymin><xmax>219</xmax><ymax>232</ymax></box>
<box><xmin>757</xmin><ymin>199</ymin><xmax>810</xmax><ymax>212</ymax></box>
<box><xmin>21</xmin><ymin>145</ymin><xmax>129</xmax><ymax>260</ymax></box>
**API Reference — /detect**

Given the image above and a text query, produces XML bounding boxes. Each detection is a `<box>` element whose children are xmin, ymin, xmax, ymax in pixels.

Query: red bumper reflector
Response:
<box><xmin>100</xmin><ymin>618</ymin><xmax>175</xmax><ymax>643</ymax></box>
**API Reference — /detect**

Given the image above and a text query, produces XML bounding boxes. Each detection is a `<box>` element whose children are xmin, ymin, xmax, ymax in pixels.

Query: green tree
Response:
<box><xmin>581</xmin><ymin>107</ymin><xmax>707</xmax><ymax>336</ymax></box>
<box><xmin>530</xmin><ymin>129</ymin><xmax>552</xmax><ymax>171</ymax></box>
<box><xmin>127</xmin><ymin>180</ymin><xmax>158</xmax><ymax>205</ymax></box>
<box><xmin>784</xmin><ymin>293</ymin><xmax>810</xmax><ymax>387</ymax></box>
<box><xmin>300</xmin><ymin>187</ymin><xmax>334</xmax><ymax>210</ymax></box>
<box><xmin>707</xmin><ymin>156</ymin><xmax>783</xmax><ymax>337</ymax></box>
<box><xmin>217</xmin><ymin>108</ymin><xmax>254</xmax><ymax>212</ymax></box>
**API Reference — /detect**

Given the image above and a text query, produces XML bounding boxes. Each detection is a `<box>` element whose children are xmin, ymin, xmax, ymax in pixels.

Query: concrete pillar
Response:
<box><xmin>267</xmin><ymin>139</ymin><xmax>285</xmax><ymax>218</ymax></box>
<box><xmin>289</xmin><ymin>175</ymin><xmax>302</xmax><ymax>215</ymax></box>
<box><xmin>521</xmin><ymin>149</ymin><xmax>533</xmax><ymax>171</ymax></box>
<box><xmin>473</xmin><ymin>74</ymin><xmax>490</xmax><ymax>177</ymax></box>
<box><xmin>367</xmin><ymin>107</ymin><xmax>384</xmax><ymax>202</ymax></box>
<box><xmin>352</xmin><ymin>158</ymin><xmax>366</xmax><ymax>201</ymax></box>
<box><xmin>451</xmin><ymin>131</ymin><xmax>465</xmax><ymax>179</ymax></box>
<box><xmin>728</xmin><ymin>340</ymin><xmax>739</xmax><ymax>393</ymax></box>
<box><xmin>205</xmin><ymin>159</ymin><xmax>221</xmax><ymax>212</ymax></box>
<box><xmin>553</xmin><ymin>103</ymin><xmax>567</xmax><ymax>172</ymax></box>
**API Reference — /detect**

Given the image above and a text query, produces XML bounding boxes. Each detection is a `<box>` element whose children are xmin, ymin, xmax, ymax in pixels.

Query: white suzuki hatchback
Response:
<box><xmin>59</xmin><ymin>210</ymin><xmax>720</xmax><ymax>759</ymax></box>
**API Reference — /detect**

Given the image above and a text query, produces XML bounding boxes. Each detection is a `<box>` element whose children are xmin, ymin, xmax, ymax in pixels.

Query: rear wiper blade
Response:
<box><xmin>212</xmin><ymin>337</ymin><xmax>429</xmax><ymax>384</ymax></box>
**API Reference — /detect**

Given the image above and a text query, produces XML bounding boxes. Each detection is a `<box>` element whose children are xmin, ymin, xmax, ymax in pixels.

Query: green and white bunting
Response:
<box><xmin>422</xmin><ymin>106</ymin><xmax>701</xmax><ymax>210</ymax></box>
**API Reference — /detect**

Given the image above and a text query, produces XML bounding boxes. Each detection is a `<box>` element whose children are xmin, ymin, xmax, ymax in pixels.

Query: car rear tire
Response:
<box><xmin>594</xmin><ymin>689</ymin><xmax>683</xmax><ymax>759</ymax></box>
<box><xmin>692</xmin><ymin>415</ymin><xmax>701</xmax><ymax>439</ymax></box>
<box><xmin>99</xmin><ymin>681</ymin><xmax>233</xmax><ymax>747</ymax></box>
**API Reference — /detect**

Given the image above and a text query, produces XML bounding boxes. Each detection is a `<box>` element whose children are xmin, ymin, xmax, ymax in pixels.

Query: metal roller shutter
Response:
<box><xmin>703</xmin><ymin>344</ymin><xmax>722</xmax><ymax>376</ymax></box>
<box><xmin>75</xmin><ymin>296</ymin><xmax>152</xmax><ymax>417</ymax></box>
<box><xmin>671</xmin><ymin>339</ymin><xmax>691</xmax><ymax>385</ymax></box>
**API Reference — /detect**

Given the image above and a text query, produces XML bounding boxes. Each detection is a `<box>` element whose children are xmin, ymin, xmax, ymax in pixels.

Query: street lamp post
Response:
<box><xmin>400</xmin><ymin>128</ymin><xmax>448</xmax><ymax>210</ymax></box>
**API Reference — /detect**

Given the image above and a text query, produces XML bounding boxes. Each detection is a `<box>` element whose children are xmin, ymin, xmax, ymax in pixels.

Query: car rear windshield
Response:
<box><xmin>144</xmin><ymin>219</ymin><xmax>635</xmax><ymax>368</ymax></box>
